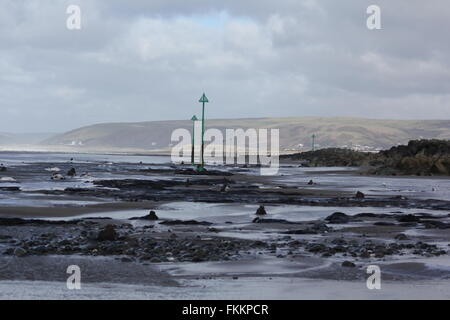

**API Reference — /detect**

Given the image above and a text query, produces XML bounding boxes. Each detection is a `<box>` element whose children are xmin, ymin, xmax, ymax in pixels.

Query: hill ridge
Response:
<box><xmin>43</xmin><ymin>117</ymin><xmax>450</xmax><ymax>153</ymax></box>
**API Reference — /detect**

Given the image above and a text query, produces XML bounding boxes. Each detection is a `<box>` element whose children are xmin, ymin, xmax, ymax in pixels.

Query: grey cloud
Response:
<box><xmin>0</xmin><ymin>0</ymin><xmax>449</xmax><ymax>132</ymax></box>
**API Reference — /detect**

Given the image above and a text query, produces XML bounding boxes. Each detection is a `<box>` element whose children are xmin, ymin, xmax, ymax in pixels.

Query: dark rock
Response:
<box><xmin>306</xmin><ymin>243</ymin><xmax>327</xmax><ymax>253</ymax></box>
<box><xmin>325</xmin><ymin>212</ymin><xmax>350</xmax><ymax>224</ymax></box>
<box><xmin>51</xmin><ymin>173</ymin><xmax>65</xmax><ymax>180</ymax></box>
<box><xmin>130</xmin><ymin>210</ymin><xmax>159</xmax><ymax>221</ymax></box>
<box><xmin>255</xmin><ymin>205</ymin><xmax>267</xmax><ymax>216</ymax></box>
<box><xmin>14</xmin><ymin>247</ymin><xmax>27</xmax><ymax>257</ymax></box>
<box><xmin>252</xmin><ymin>218</ymin><xmax>296</xmax><ymax>224</ymax></box>
<box><xmin>331</xmin><ymin>245</ymin><xmax>346</xmax><ymax>253</ymax></box>
<box><xmin>285</xmin><ymin>222</ymin><xmax>332</xmax><ymax>234</ymax></box>
<box><xmin>398</xmin><ymin>222</ymin><xmax>418</xmax><ymax>227</ymax></box>
<box><xmin>307</xmin><ymin>180</ymin><xmax>314</xmax><ymax>185</ymax></box>
<box><xmin>355</xmin><ymin>191</ymin><xmax>365</xmax><ymax>199</ymax></box>
<box><xmin>421</xmin><ymin>220</ymin><xmax>450</xmax><ymax>229</ymax></box>
<box><xmin>252</xmin><ymin>241</ymin><xmax>266</xmax><ymax>247</ymax></box>
<box><xmin>331</xmin><ymin>238</ymin><xmax>347</xmax><ymax>245</ymax></box>
<box><xmin>284</xmin><ymin>229</ymin><xmax>318</xmax><ymax>235</ymax></box>
<box><xmin>354</xmin><ymin>213</ymin><xmax>392</xmax><ymax>219</ymax></box>
<box><xmin>391</xmin><ymin>195</ymin><xmax>408</xmax><ymax>200</ymax></box>
<box><xmin>311</xmin><ymin>222</ymin><xmax>332</xmax><ymax>232</ymax></box>
<box><xmin>159</xmin><ymin>220</ymin><xmax>212</xmax><ymax>226</ymax></box>
<box><xmin>396</xmin><ymin>214</ymin><xmax>421</xmax><ymax>223</ymax></box>
<box><xmin>67</xmin><ymin>168</ymin><xmax>76</xmax><ymax>177</ymax></box>
<box><xmin>58</xmin><ymin>239</ymin><xmax>71</xmax><ymax>246</ymax></box>
<box><xmin>97</xmin><ymin>225</ymin><xmax>118</xmax><ymax>241</ymax></box>
<box><xmin>3</xmin><ymin>248</ymin><xmax>14</xmax><ymax>255</ymax></box>
<box><xmin>359</xmin><ymin>251</ymin><xmax>371</xmax><ymax>258</ymax></box>
<box><xmin>374</xmin><ymin>222</ymin><xmax>396</xmax><ymax>226</ymax></box>
<box><xmin>121</xmin><ymin>257</ymin><xmax>133</xmax><ymax>262</ymax></box>
<box><xmin>370</xmin><ymin>140</ymin><xmax>450</xmax><ymax>176</ymax></box>
<box><xmin>354</xmin><ymin>213</ymin><xmax>377</xmax><ymax>218</ymax></box>
<box><xmin>394</xmin><ymin>234</ymin><xmax>409</xmax><ymax>241</ymax></box>
<box><xmin>0</xmin><ymin>187</ymin><xmax>20</xmax><ymax>192</ymax></box>
<box><xmin>342</xmin><ymin>261</ymin><xmax>356</xmax><ymax>268</ymax></box>
<box><xmin>415</xmin><ymin>213</ymin><xmax>442</xmax><ymax>219</ymax></box>
<box><xmin>146</xmin><ymin>210</ymin><xmax>158</xmax><ymax>220</ymax></box>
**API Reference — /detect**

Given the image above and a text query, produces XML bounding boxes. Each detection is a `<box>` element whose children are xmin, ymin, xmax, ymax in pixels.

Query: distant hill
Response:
<box><xmin>0</xmin><ymin>132</ymin><xmax>55</xmax><ymax>146</ymax></box>
<box><xmin>42</xmin><ymin>118</ymin><xmax>450</xmax><ymax>153</ymax></box>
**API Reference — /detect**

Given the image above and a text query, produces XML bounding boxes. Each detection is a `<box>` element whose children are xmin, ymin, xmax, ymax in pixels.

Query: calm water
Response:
<box><xmin>0</xmin><ymin>152</ymin><xmax>171</xmax><ymax>166</ymax></box>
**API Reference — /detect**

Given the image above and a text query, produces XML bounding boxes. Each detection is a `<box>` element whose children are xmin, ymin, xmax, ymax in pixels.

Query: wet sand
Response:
<box><xmin>1</xmin><ymin>153</ymin><xmax>450</xmax><ymax>299</ymax></box>
<box><xmin>2</xmin><ymin>208</ymin><xmax>450</xmax><ymax>294</ymax></box>
<box><xmin>0</xmin><ymin>201</ymin><xmax>160</xmax><ymax>218</ymax></box>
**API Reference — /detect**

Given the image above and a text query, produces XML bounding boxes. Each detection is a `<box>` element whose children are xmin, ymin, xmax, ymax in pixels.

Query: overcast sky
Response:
<box><xmin>1</xmin><ymin>0</ymin><xmax>449</xmax><ymax>132</ymax></box>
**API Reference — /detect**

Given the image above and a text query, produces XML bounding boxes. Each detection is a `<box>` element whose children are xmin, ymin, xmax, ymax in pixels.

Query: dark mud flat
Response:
<box><xmin>2</xmin><ymin>159</ymin><xmax>450</xmax><ymax>209</ymax></box>
<box><xmin>0</xmin><ymin>255</ymin><xmax>176</xmax><ymax>286</ymax></box>
<box><xmin>1</xmin><ymin>158</ymin><xmax>450</xmax><ymax>299</ymax></box>
<box><xmin>1</xmin><ymin>209</ymin><xmax>450</xmax><ymax>286</ymax></box>
<box><xmin>25</xmin><ymin>175</ymin><xmax>450</xmax><ymax>211</ymax></box>
<box><xmin>92</xmin><ymin>177</ymin><xmax>450</xmax><ymax>210</ymax></box>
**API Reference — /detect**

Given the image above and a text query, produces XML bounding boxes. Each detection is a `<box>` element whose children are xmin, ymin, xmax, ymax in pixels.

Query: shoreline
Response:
<box><xmin>1</xmin><ymin>152</ymin><xmax>450</xmax><ymax>299</ymax></box>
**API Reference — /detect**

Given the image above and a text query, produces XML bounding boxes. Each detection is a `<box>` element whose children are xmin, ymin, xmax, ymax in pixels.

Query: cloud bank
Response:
<box><xmin>0</xmin><ymin>0</ymin><xmax>449</xmax><ymax>132</ymax></box>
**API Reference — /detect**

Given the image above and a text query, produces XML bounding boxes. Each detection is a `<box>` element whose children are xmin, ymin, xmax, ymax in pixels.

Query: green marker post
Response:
<box><xmin>190</xmin><ymin>115</ymin><xmax>198</xmax><ymax>165</ymax></box>
<box><xmin>312</xmin><ymin>134</ymin><xmax>316</xmax><ymax>152</ymax></box>
<box><xmin>198</xmin><ymin>93</ymin><xmax>209</xmax><ymax>170</ymax></box>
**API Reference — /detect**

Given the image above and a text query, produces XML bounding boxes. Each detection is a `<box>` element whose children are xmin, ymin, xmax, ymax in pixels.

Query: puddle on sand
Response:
<box><xmin>24</xmin><ymin>201</ymin><xmax>450</xmax><ymax>223</ymax></box>
<box><xmin>160</xmin><ymin>256</ymin><xmax>327</xmax><ymax>277</ymax></box>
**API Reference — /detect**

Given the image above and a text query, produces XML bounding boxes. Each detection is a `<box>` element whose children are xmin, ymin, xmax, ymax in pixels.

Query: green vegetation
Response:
<box><xmin>282</xmin><ymin>139</ymin><xmax>450</xmax><ymax>176</ymax></box>
<box><xmin>281</xmin><ymin>148</ymin><xmax>371</xmax><ymax>167</ymax></box>
<box><xmin>372</xmin><ymin>139</ymin><xmax>450</xmax><ymax>176</ymax></box>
